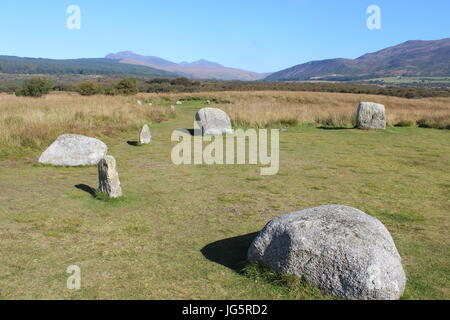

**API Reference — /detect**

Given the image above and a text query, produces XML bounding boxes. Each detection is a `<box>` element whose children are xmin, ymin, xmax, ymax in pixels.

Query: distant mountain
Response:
<box><xmin>105</xmin><ymin>51</ymin><xmax>178</xmax><ymax>68</ymax></box>
<box><xmin>179</xmin><ymin>59</ymin><xmax>223</xmax><ymax>68</ymax></box>
<box><xmin>106</xmin><ymin>51</ymin><xmax>267</xmax><ymax>81</ymax></box>
<box><xmin>0</xmin><ymin>55</ymin><xmax>178</xmax><ymax>77</ymax></box>
<box><xmin>266</xmin><ymin>38</ymin><xmax>450</xmax><ymax>81</ymax></box>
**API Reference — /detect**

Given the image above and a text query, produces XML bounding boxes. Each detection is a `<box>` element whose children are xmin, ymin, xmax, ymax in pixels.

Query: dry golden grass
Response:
<box><xmin>1</xmin><ymin>90</ymin><xmax>450</xmax><ymax>158</ymax></box>
<box><xmin>0</xmin><ymin>92</ymin><xmax>174</xmax><ymax>157</ymax></box>
<box><xmin>206</xmin><ymin>91</ymin><xmax>450</xmax><ymax>128</ymax></box>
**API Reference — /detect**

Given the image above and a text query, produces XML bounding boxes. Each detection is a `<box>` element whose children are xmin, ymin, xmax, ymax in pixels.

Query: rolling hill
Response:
<box><xmin>266</xmin><ymin>38</ymin><xmax>450</xmax><ymax>81</ymax></box>
<box><xmin>106</xmin><ymin>51</ymin><xmax>268</xmax><ymax>81</ymax></box>
<box><xmin>0</xmin><ymin>55</ymin><xmax>178</xmax><ymax>78</ymax></box>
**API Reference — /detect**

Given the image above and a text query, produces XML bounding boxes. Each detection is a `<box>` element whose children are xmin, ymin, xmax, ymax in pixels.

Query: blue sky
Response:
<box><xmin>0</xmin><ymin>0</ymin><xmax>448</xmax><ymax>72</ymax></box>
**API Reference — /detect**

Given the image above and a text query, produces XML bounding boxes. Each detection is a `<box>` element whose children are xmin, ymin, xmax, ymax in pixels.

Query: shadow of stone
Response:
<box><xmin>201</xmin><ymin>232</ymin><xmax>258</xmax><ymax>273</ymax></box>
<box><xmin>175</xmin><ymin>128</ymin><xmax>203</xmax><ymax>136</ymax></box>
<box><xmin>127</xmin><ymin>140</ymin><xmax>140</xmax><ymax>146</ymax></box>
<box><xmin>317</xmin><ymin>126</ymin><xmax>355</xmax><ymax>130</ymax></box>
<box><xmin>75</xmin><ymin>184</ymin><xmax>97</xmax><ymax>198</ymax></box>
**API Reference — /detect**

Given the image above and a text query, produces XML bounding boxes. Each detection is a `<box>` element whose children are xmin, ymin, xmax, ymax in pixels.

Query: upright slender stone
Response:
<box><xmin>98</xmin><ymin>156</ymin><xmax>123</xmax><ymax>198</ymax></box>
<box><xmin>140</xmin><ymin>124</ymin><xmax>152</xmax><ymax>145</ymax></box>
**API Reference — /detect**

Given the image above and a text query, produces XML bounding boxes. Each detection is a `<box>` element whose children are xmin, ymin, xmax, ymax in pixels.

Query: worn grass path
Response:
<box><xmin>0</xmin><ymin>101</ymin><xmax>449</xmax><ymax>299</ymax></box>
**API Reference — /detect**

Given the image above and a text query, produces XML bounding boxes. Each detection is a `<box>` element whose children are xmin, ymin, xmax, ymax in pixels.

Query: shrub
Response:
<box><xmin>15</xmin><ymin>78</ymin><xmax>53</xmax><ymax>97</ymax></box>
<box><xmin>417</xmin><ymin>116</ymin><xmax>450</xmax><ymax>130</ymax></box>
<box><xmin>78</xmin><ymin>81</ymin><xmax>100</xmax><ymax>96</ymax></box>
<box><xmin>274</xmin><ymin>119</ymin><xmax>299</xmax><ymax>127</ymax></box>
<box><xmin>316</xmin><ymin>113</ymin><xmax>355</xmax><ymax>128</ymax></box>
<box><xmin>103</xmin><ymin>85</ymin><xmax>119</xmax><ymax>96</ymax></box>
<box><xmin>395</xmin><ymin>120</ymin><xmax>415</xmax><ymax>127</ymax></box>
<box><xmin>115</xmin><ymin>78</ymin><xmax>139</xmax><ymax>95</ymax></box>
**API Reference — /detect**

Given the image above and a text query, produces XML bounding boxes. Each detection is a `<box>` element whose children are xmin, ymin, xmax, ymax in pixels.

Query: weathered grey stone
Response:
<box><xmin>98</xmin><ymin>155</ymin><xmax>122</xmax><ymax>198</ymax></box>
<box><xmin>248</xmin><ymin>205</ymin><xmax>406</xmax><ymax>300</ymax></box>
<box><xmin>140</xmin><ymin>124</ymin><xmax>152</xmax><ymax>144</ymax></box>
<box><xmin>169</xmin><ymin>105</ymin><xmax>176</xmax><ymax>112</ymax></box>
<box><xmin>356</xmin><ymin>102</ymin><xmax>386</xmax><ymax>129</ymax></box>
<box><xmin>38</xmin><ymin>134</ymin><xmax>107</xmax><ymax>166</ymax></box>
<box><xmin>176</xmin><ymin>101</ymin><xmax>183</xmax><ymax>105</ymax></box>
<box><xmin>148</xmin><ymin>103</ymin><xmax>153</xmax><ymax>106</ymax></box>
<box><xmin>195</xmin><ymin>107</ymin><xmax>234</xmax><ymax>136</ymax></box>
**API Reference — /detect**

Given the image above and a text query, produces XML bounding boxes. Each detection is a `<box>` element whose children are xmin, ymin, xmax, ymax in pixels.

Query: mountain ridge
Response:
<box><xmin>0</xmin><ymin>55</ymin><xmax>178</xmax><ymax>78</ymax></box>
<box><xmin>265</xmin><ymin>38</ymin><xmax>450</xmax><ymax>81</ymax></box>
<box><xmin>105</xmin><ymin>51</ymin><xmax>267</xmax><ymax>81</ymax></box>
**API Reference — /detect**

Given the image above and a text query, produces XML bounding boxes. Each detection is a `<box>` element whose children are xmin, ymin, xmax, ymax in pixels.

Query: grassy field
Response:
<box><xmin>367</xmin><ymin>77</ymin><xmax>450</xmax><ymax>85</ymax></box>
<box><xmin>0</xmin><ymin>92</ymin><xmax>449</xmax><ymax>299</ymax></box>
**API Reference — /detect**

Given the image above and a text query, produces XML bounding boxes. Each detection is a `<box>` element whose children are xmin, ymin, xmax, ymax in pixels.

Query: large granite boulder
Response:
<box><xmin>248</xmin><ymin>205</ymin><xmax>406</xmax><ymax>300</ymax></box>
<box><xmin>195</xmin><ymin>107</ymin><xmax>234</xmax><ymax>136</ymax></box>
<box><xmin>356</xmin><ymin>102</ymin><xmax>386</xmax><ymax>129</ymax></box>
<box><xmin>98</xmin><ymin>155</ymin><xmax>122</xmax><ymax>198</ymax></box>
<box><xmin>38</xmin><ymin>134</ymin><xmax>107</xmax><ymax>166</ymax></box>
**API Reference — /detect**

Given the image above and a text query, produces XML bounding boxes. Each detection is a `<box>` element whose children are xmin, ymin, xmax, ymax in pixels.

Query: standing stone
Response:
<box><xmin>140</xmin><ymin>124</ymin><xmax>152</xmax><ymax>145</ymax></box>
<box><xmin>98</xmin><ymin>155</ymin><xmax>122</xmax><ymax>198</ymax></box>
<box><xmin>356</xmin><ymin>102</ymin><xmax>386</xmax><ymax>129</ymax></box>
<box><xmin>248</xmin><ymin>205</ymin><xmax>406</xmax><ymax>300</ymax></box>
<box><xmin>195</xmin><ymin>107</ymin><xmax>234</xmax><ymax>136</ymax></box>
<box><xmin>169</xmin><ymin>105</ymin><xmax>176</xmax><ymax>112</ymax></box>
<box><xmin>38</xmin><ymin>134</ymin><xmax>107</xmax><ymax>166</ymax></box>
<box><xmin>137</xmin><ymin>100</ymin><xmax>142</xmax><ymax>106</ymax></box>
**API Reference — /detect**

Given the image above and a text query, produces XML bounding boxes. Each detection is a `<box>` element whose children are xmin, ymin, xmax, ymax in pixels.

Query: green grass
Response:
<box><xmin>0</xmin><ymin>100</ymin><xmax>449</xmax><ymax>299</ymax></box>
<box><xmin>369</xmin><ymin>76</ymin><xmax>450</xmax><ymax>84</ymax></box>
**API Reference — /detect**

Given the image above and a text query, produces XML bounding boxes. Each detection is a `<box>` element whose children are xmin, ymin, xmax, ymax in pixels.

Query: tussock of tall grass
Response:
<box><xmin>0</xmin><ymin>92</ymin><xmax>174</xmax><ymax>158</ymax></box>
<box><xmin>417</xmin><ymin>115</ymin><xmax>450</xmax><ymax>130</ymax></box>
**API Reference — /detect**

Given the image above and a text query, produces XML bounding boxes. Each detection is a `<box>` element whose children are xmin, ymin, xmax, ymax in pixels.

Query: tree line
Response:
<box><xmin>4</xmin><ymin>76</ymin><xmax>450</xmax><ymax>99</ymax></box>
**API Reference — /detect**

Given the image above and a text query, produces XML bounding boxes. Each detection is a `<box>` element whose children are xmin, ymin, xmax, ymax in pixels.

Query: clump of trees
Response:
<box><xmin>15</xmin><ymin>77</ymin><xmax>53</xmax><ymax>97</ymax></box>
<box><xmin>141</xmin><ymin>77</ymin><xmax>201</xmax><ymax>93</ymax></box>
<box><xmin>78</xmin><ymin>78</ymin><xmax>139</xmax><ymax>96</ymax></box>
<box><xmin>6</xmin><ymin>76</ymin><xmax>450</xmax><ymax>99</ymax></box>
<box><xmin>101</xmin><ymin>78</ymin><xmax>139</xmax><ymax>96</ymax></box>
<box><xmin>115</xmin><ymin>77</ymin><xmax>139</xmax><ymax>95</ymax></box>
<box><xmin>78</xmin><ymin>81</ymin><xmax>100</xmax><ymax>96</ymax></box>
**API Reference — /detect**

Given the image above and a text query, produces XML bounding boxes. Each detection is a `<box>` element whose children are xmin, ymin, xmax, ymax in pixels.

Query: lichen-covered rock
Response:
<box><xmin>356</xmin><ymin>102</ymin><xmax>386</xmax><ymax>129</ymax></box>
<box><xmin>248</xmin><ymin>205</ymin><xmax>406</xmax><ymax>300</ymax></box>
<box><xmin>38</xmin><ymin>134</ymin><xmax>107</xmax><ymax>166</ymax></box>
<box><xmin>98</xmin><ymin>155</ymin><xmax>122</xmax><ymax>198</ymax></box>
<box><xmin>140</xmin><ymin>125</ymin><xmax>152</xmax><ymax>145</ymax></box>
<box><xmin>195</xmin><ymin>107</ymin><xmax>234</xmax><ymax>136</ymax></box>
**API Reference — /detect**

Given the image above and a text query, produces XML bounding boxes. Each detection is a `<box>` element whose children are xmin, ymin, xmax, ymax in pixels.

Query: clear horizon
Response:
<box><xmin>0</xmin><ymin>0</ymin><xmax>449</xmax><ymax>73</ymax></box>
